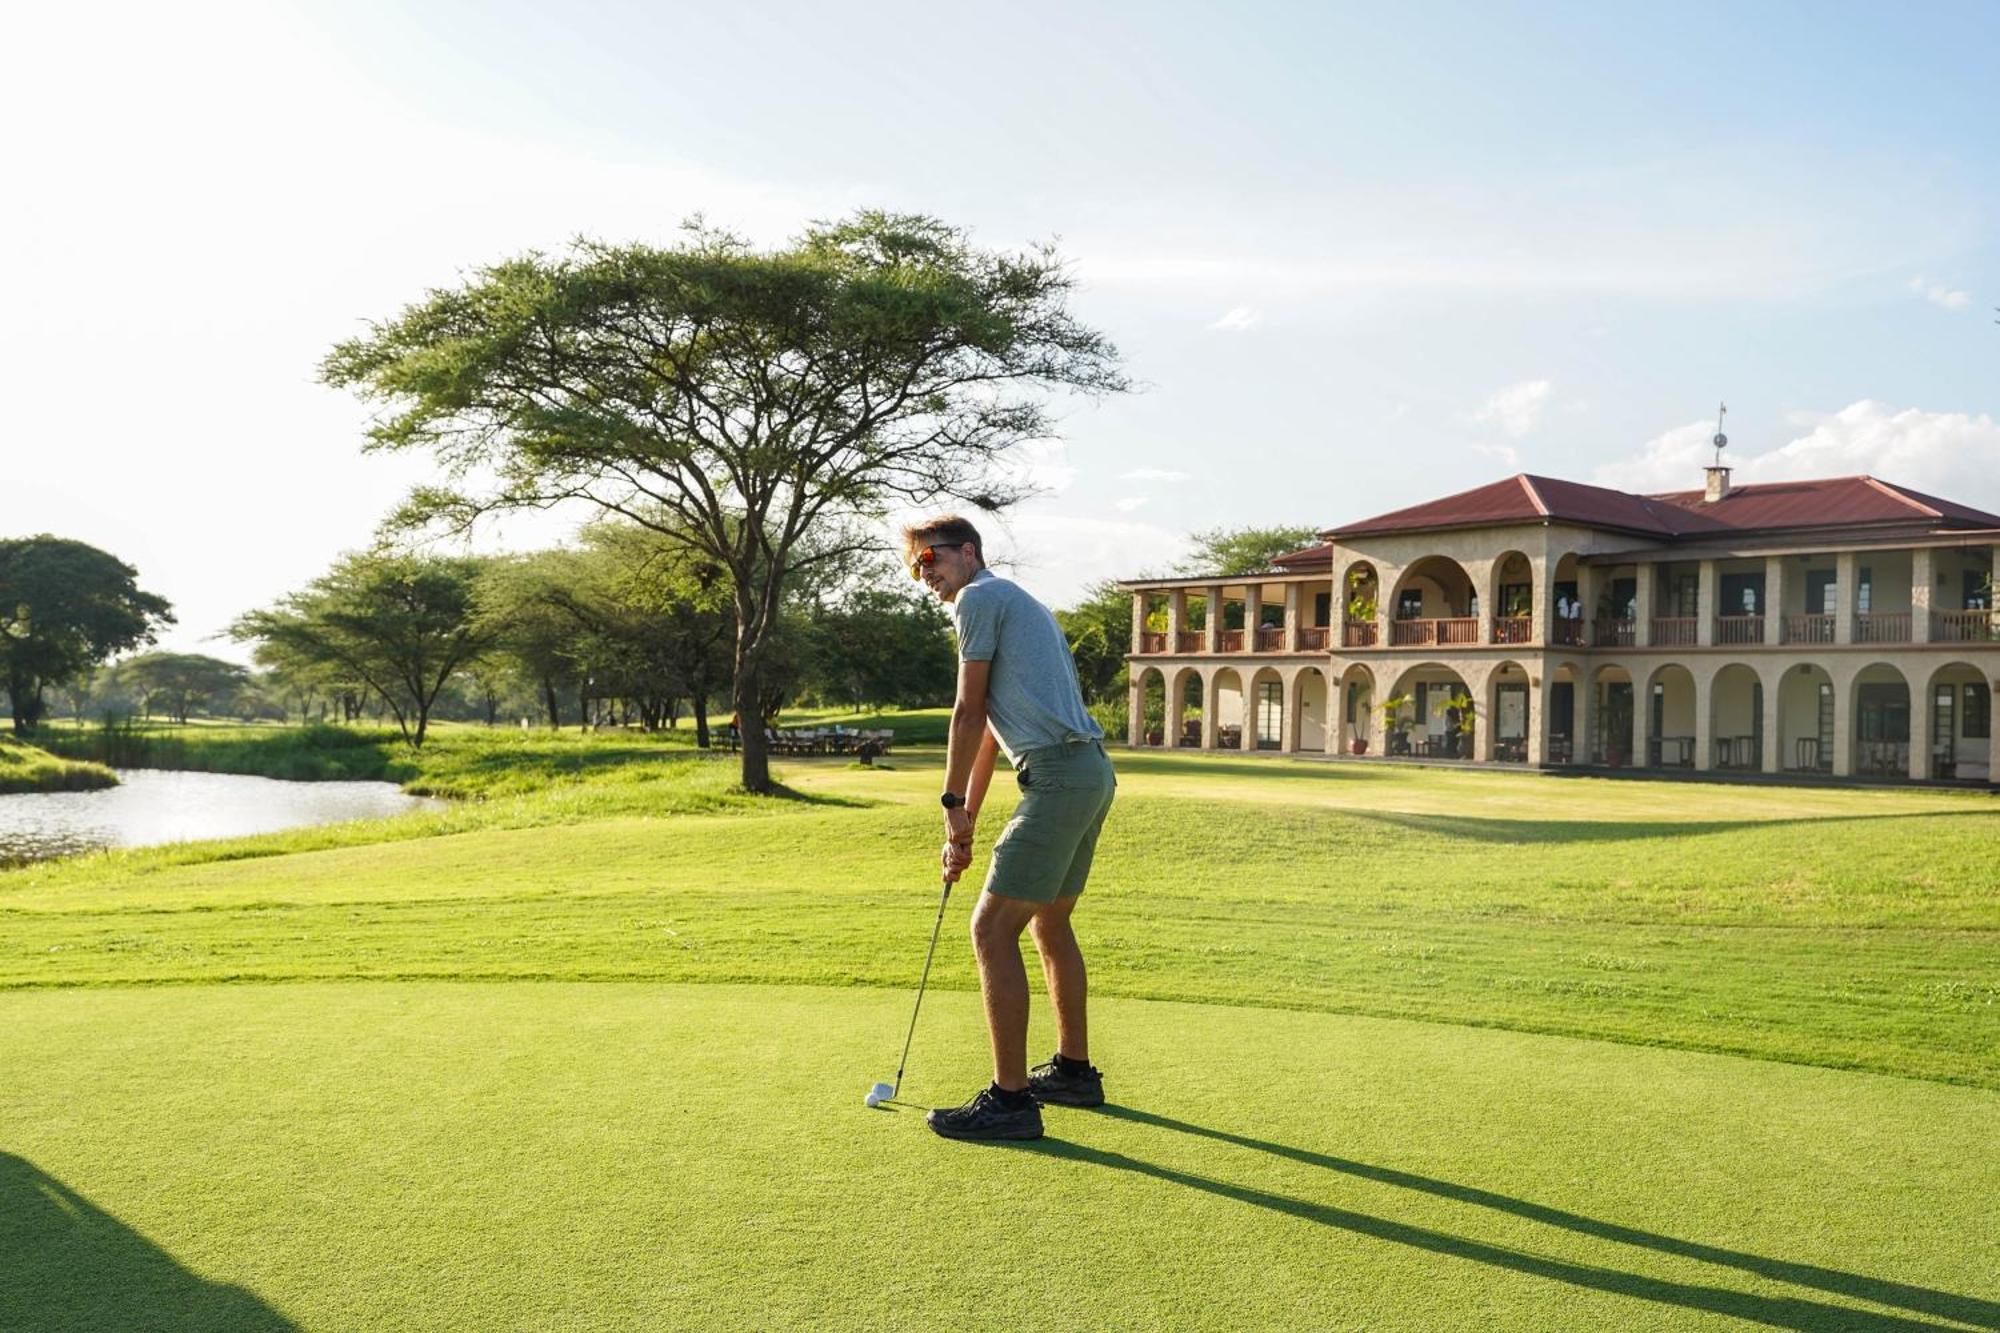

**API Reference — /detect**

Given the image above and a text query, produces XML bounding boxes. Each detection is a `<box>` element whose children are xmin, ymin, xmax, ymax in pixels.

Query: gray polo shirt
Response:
<box><xmin>950</xmin><ymin>569</ymin><xmax>1102</xmax><ymax>764</ymax></box>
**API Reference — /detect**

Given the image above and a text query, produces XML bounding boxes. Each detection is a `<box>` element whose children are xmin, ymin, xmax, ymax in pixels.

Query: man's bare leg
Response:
<box><xmin>969</xmin><ymin>891</ymin><xmax>1041</xmax><ymax>1091</ymax></box>
<box><xmin>1028</xmin><ymin>895</ymin><xmax>1088</xmax><ymax>1063</ymax></box>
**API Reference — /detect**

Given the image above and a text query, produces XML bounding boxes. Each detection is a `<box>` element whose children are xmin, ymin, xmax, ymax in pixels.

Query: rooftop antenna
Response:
<box><xmin>1712</xmin><ymin>401</ymin><xmax>1728</xmax><ymax>465</ymax></box>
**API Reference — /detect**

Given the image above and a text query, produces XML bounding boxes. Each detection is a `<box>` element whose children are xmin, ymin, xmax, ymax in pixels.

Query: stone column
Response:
<box><xmin>1279</xmin><ymin>671</ymin><xmax>1298</xmax><ymax>754</ymax></box>
<box><xmin>1697</xmin><ymin>560</ymin><xmax>1718</xmax><ymax>647</ymax></box>
<box><xmin>1475</xmin><ymin>561</ymin><xmax>1496</xmax><ymax>647</ymax></box>
<box><xmin>1126</xmin><ymin>678</ymin><xmax>1144</xmax><ymax>749</ymax></box>
<box><xmin>1693</xmin><ymin>669</ymin><xmax>1714</xmax><ymax>772</ymax></box>
<box><xmin>1764</xmin><ymin>557</ymin><xmax>1787</xmax><ymax>646</ymax></box>
<box><xmin>1633</xmin><ymin>671</ymin><xmax>1654</xmax><ymax>769</ymax></box>
<box><xmin>1911</xmin><ymin>547</ymin><xmax>1935</xmax><ymax>644</ymax></box>
<box><xmin>1835</xmin><ymin>553</ymin><xmax>1858</xmax><ymax>646</ymax></box>
<box><xmin>1283</xmin><ymin>583</ymin><xmax>1301</xmax><ymax>652</ymax></box>
<box><xmin>1527</xmin><ymin>674</ymin><xmax>1551</xmax><ymax>766</ymax></box>
<box><xmin>1131</xmin><ymin>592</ymin><xmax>1146</xmax><ymax>655</ymax></box>
<box><xmin>1242</xmin><ymin>583</ymin><xmax>1261</xmax><ymax>654</ymax></box>
<box><xmin>1531</xmin><ymin>555</ymin><xmax>1551</xmax><ymax>645</ymax></box>
<box><xmin>1577</xmin><ymin>563</ymin><xmax>1600</xmax><ymax>645</ymax></box>
<box><xmin>1241</xmin><ymin>675</ymin><xmax>1260</xmax><ymax>750</ymax></box>
<box><xmin>1470</xmin><ymin>689</ymin><xmax>1489</xmax><ymax>763</ymax></box>
<box><xmin>1760</xmin><ymin>675</ymin><xmax>1783</xmax><ymax>774</ymax></box>
<box><xmin>1581</xmin><ymin>674</ymin><xmax>1601</xmax><ymax>763</ymax></box>
<box><xmin>1204</xmin><ymin>585</ymin><xmax>1223</xmax><ymax>654</ymax></box>
<box><xmin>1168</xmin><ymin>588</ymin><xmax>1187</xmax><ymax>649</ymax></box>
<box><xmin>1909</xmin><ymin>682</ymin><xmax>1934</xmax><ymax>781</ymax></box>
<box><xmin>1634</xmin><ymin>565</ymin><xmax>1655</xmax><ymax>648</ymax></box>
<box><xmin>1201</xmin><ymin>672</ymin><xmax>1220</xmax><ymax>749</ymax></box>
<box><xmin>1167</xmin><ymin>668</ymin><xmax>1186</xmax><ymax>748</ymax></box>
<box><xmin>1332</xmin><ymin>670</ymin><xmax>1351</xmax><ymax>756</ymax></box>
<box><xmin>1831</xmin><ymin>672</ymin><xmax>1854</xmax><ymax>777</ymax></box>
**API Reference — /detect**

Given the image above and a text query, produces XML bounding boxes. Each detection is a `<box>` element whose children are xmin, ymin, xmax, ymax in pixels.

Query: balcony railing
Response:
<box><xmin>1935</xmin><ymin>610</ymin><xmax>1997</xmax><ymax>642</ymax></box>
<box><xmin>1650</xmin><ymin>617</ymin><xmax>1698</xmax><ymax>646</ymax></box>
<box><xmin>1299</xmin><ymin>626</ymin><xmax>1329</xmax><ymax>650</ymax></box>
<box><xmin>1491</xmin><ymin>616</ymin><xmax>1532</xmax><ymax>645</ymax></box>
<box><xmin>1175</xmin><ymin>631</ymin><xmax>1204</xmax><ymax>653</ymax></box>
<box><xmin>1552</xmin><ymin>619</ymin><xmax>1585</xmax><ymax>647</ymax></box>
<box><xmin>1854</xmin><ymin>611</ymin><xmax>1911</xmax><ymax>644</ymax></box>
<box><xmin>1343</xmin><ymin>622</ymin><xmax>1379</xmax><ymax>648</ymax></box>
<box><xmin>1715</xmin><ymin>615</ymin><xmax>1765</xmax><ymax>645</ymax></box>
<box><xmin>1594</xmin><ymin>617</ymin><xmax>1635</xmax><ymax>648</ymax></box>
<box><xmin>1253</xmin><ymin>627</ymin><xmax>1285</xmax><ymax>652</ymax></box>
<box><xmin>1390</xmin><ymin>617</ymin><xmax>1479</xmax><ymax>646</ymax></box>
<box><xmin>1218</xmin><ymin>629</ymin><xmax>1245</xmax><ymax>652</ymax></box>
<box><xmin>1784</xmin><ymin>613</ymin><xmax>1836</xmax><ymax>644</ymax></box>
<box><xmin>1138</xmin><ymin>631</ymin><xmax>1166</xmax><ymax>653</ymax></box>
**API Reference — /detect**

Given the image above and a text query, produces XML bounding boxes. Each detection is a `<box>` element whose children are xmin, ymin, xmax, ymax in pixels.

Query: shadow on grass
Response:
<box><xmin>1344</xmin><ymin>808</ymin><xmax>1997</xmax><ymax>846</ymax></box>
<box><xmin>0</xmin><ymin>1153</ymin><xmax>295</xmax><ymax>1332</ymax></box>
<box><xmin>1111</xmin><ymin>752</ymin><xmax>1392</xmax><ymax>784</ymax></box>
<box><xmin>1011</xmin><ymin>1108</ymin><xmax>1994</xmax><ymax>1332</ymax></box>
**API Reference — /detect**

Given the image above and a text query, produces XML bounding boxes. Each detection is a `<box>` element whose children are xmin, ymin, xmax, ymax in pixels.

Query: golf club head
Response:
<box><xmin>866</xmin><ymin>1080</ymin><xmax>895</xmax><ymax>1107</ymax></box>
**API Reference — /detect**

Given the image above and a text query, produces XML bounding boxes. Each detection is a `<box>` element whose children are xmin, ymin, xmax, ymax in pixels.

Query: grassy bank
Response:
<box><xmin>0</xmin><ymin>735</ymin><xmax>117</xmax><ymax>795</ymax></box>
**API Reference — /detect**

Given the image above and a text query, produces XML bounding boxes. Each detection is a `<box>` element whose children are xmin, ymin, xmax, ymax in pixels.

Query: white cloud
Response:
<box><xmin>1908</xmin><ymin>276</ymin><xmax>1973</xmax><ymax>311</ymax></box>
<box><xmin>985</xmin><ymin>513</ymin><xmax>1190</xmax><ymax>608</ymax></box>
<box><xmin>1112</xmin><ymin>496</ymin><xmax>1150</xmax><ymax>513</ymax></box>
<box><xmin>986</xmin><ymin>439</ymin><xmax>1077</xmax><ymax>494</ymax></box>
<box><xmin>1119</xmin><ymin>467</ymin><xmax>1193</xmax><ymax>482</ymax></box>
<box><xmin>1472</xmin><ymin>442</ymin><xmax>1521</xmax><ymax>468</ymax></box>
<box><xmin>1594</xmin><ymin>400</ymin><xmax>2000</xmax><ymax>510</ymax></box>
<box><xmin>1208</xmin><ymin>306</ymin><xmax>1261</xmax><ymax>332</ymax></box>
<box><xmin>1469</xmin><ymin>380</ymin><xmax>1553</xmax><ymax>439</ymax></box>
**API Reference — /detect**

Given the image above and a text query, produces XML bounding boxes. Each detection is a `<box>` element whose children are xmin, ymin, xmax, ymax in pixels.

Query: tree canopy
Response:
<box><xmin>321</xmin><ymin>211</ymin><xmax>1125</xmax><ymax>790</ymax></box>
<box><xmin>1174</xmin><ymin>525</ymin><xmax>1323</xmax><ymax>577</ymax></box>
<box><xmin>1</xmin><ymin>536</ymin><xmax>173</xmax><ymax>734</ymax></box>
<box><xmin>119</xmin><ymin>652</ymin><xmax>251</xmax><ymax>724</ymax></box>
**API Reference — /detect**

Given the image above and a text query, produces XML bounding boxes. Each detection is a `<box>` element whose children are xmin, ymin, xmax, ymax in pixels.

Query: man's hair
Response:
<box><xmin>900</xmin><ymin>515</ymin><xmax>984</xmax><ymax>565</ymax></box>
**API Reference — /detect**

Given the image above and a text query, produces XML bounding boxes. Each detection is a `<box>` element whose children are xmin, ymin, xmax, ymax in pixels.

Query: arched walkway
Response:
<box><xmin>1212</xmin><ymin>668</ymin><xmax>1247</xmax><ymax>751</ymax></box>
<box><xmin>1340</xmin><ymin>561</ymin><xmax>1381</xmax><ymax>649</ymax></box>
<box><xmin>1590</xmin><ymin>664</ymin><xmax>1635</xmax><ymax>767</ymax></box>
<box><xmin>1337</xmin><ymin>663</ymin><xmax>1377</xmax><ymax>755</ymax></box>
<box><xmin>1488</xmin><ymin>551</ymin><xmax>1535</xmax><ymax>646</ymax></box>
<box><xmin>1550</xmin><ymin>552</ymin><xmax>1585</xmax><ymax>646</ymax></box>
<box><xmin>1778</xmin><ymin>663</ymin><xmax>1834</xmax><ymax>774</ymax></box>
<box><xmin>1848</xmin><ymin>663</ymin><xmax>1912</xmax><ymax>779</ymax></box>
<box><xmin>1487</xmin><ymin>660</ymin><xmax>1531</xmax><ymax>761</ymax></box>
<box><xmin>1135</xmin><ymin>667</ymin><xmax>1167</xmax><ymax>746</ymax></box>
<box><xmin>1389</xmin><ymin>663</ymin><xmax>1474</xmax><ymax>759</ymax></box>
<box><xmin>1245</xmin><ymin>667</ymin><xmax>1286</xmax><ymax>751</ymax></box>
<box><xmin>1291</xmin><ymin>667</ymin><xmax>1329</xmax><ymax>753</ymax></box>
<box><xmin>1645</xmin><ymin>664</ymin><xmax>1698</xmax><ymax>768</ymax></box>
<box><xmin>1922</xmin><ymin>662</ymin><xmax>1992</xmax><ymax>781</ymax></box>
<box><xmin>1169</xmin><ymin>666</ymin><xmax>1204</xmax><ymax>748</ymax></box>
<box><xmin>1545</xmin><ymin>662</ymin><xmax>1581</xmax><ymax>764</ymax></box>
<box><xmin>1709</xmin><ymin>664</ymin><xmax>1765</xmax><ymax>772</ymax></box>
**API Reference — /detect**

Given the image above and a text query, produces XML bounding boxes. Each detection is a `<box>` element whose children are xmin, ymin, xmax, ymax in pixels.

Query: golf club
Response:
<box><xmin>865</xmin><ymin>876</ymin><xmax>954</xmax><ymax>1107</ymax></box>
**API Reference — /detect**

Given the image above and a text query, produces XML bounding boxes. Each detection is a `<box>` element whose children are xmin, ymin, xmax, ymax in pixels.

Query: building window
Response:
<box><xmin>1967</xmin><ymin>683</ymin><xmax>1992</xmax><ymax>739</ymax></box>
<box><xmin>1314</xmin><ymin>592</ymin><xmax>1332</xmax><ymax>625</ymax></box>
<box><xmin>1609</xmin><ymin>577</ymin><xmax>1637</xmax><ymax>619</ymax></box>
<box><xmin>1967</xmin><ymin>570</ymin><xmax>1993</xmax><ymax>612</ymax></box>
<box><xmin>1806</xmin><ymin>569</ymin><xmax>1837</xmax><ymax>614</ymax></box>
<box><xmin>1858</xmin><ymin>566</ymin><xmax>1872</xmax><ymax>614</ymax></box>
<box><xmin>1856</xmin><ymin>683</ymin><xmax>1910</xmax><ymax>743</ymax></box>
<box><xmin>1499</xmin><ymin>583</ymin><xmax>1532</xmax><ymax>617</ymax></box>
<box><xmin>1670</xmin><ymin>573</ymin><xmax>1699</xmax><ymax>617</ymax></box>
<box><xmin>1397</xmin><ymin>589</ymin><xmax>1425</xmax><ymax>620</ymax></box>
<box><xmin>1720</xmin><ymin>572</ymin><xmax>1764</xmax><ymax>615</ymax></box>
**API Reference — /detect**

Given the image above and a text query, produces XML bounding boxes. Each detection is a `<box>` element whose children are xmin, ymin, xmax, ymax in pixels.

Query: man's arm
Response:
<box><xmin>940</xmin><ymin>660</ymin><xmax>991</xmax><ymax>877</ymax></box>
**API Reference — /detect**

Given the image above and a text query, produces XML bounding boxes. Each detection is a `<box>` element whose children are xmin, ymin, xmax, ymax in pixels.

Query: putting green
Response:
<box><xmin>4</xmin><ymin>982</ymin><xmax>1995</xmax><ymax>1331</ymax></box>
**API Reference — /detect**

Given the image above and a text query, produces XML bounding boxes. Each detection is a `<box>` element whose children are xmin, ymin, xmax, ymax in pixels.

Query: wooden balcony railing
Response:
<box><xmin>1389</xmin><ymin>617</ymin><xmax>1479</xmax><ymax>646</ymax></box>
<box><xmin>1552</xmin><ymin>619</ymin><xmax>1585</xmax><ymax>647</ymax></box>
<box><xmin>1175</xmin><ymin>631</ymin><xmax>1204</xmax><ymax>653</ymax></box>
<box><xmin>1650</xmin><ymin>617</ymin><xmax>1698</xmax><ymax>646</ymax></box>
<box><xmin>1854</xmin><ymin>612</ymin><xmax>1911</xmax><ymax>644</ymax></box>
<box><xmin>1594</xmin><ymin>617</ymin><xmax>1635</xmax><ymax>648</ymax></box>
<box><xmin>1490</xmin><ymin>616</ymin><xmax>1532</xmax><ymax>645</ymax></box>
<box><xmin>1343</xmin><ymin>622</ymin><xmax>1379</xmax><ymax>648</ymax></box>
<box><xmin>1253</xmin><ymin>627</ymin><xmax>1285</xmax><ymax>652</ymax></box>
<box><xmin>1935</xmin><ymin>610</ymin><xmax>1998</xmax><ymax>642</ymax></box>
<box><xmin>1784</xmin><ymin>613</ymin><xmax>1836</xmax><ymax>644</ymax></box>
<box><xmin>1715</xmin><ymin>615</ymin><xmax>1765</xmax><ymax>645</ymax></box>
<box><xmin>1218</xmin><ymin>629</ymin><xmax>1245</xmax><ymax>652</ymax></box>
<box><xmin>1138</xmin><ymin>631</ymin><xmax>1167</xmax><ymax>653</ymax></box>
<box><xmin>1298</xmin><ymin>626</ymin><xmax>1329</xmax><ymax>650</ymax></box>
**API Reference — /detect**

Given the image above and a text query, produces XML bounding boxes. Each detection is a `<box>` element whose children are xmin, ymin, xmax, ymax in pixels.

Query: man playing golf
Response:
<box><xmin>905</xmin><ymin>515</ymin><xmax>1115</xmax><ymax>1141</ymax></box>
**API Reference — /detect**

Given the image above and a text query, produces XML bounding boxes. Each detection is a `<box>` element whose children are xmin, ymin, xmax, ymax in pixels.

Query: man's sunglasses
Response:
<box><xmin>908</xmin><ymin>543</ymin><xmax>965</xmax><ymax>579</ymax></box>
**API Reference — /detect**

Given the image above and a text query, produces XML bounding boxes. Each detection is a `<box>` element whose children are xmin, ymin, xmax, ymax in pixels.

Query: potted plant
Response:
<box><xmin>1350</xmin><ymin>736</ymin><xmax>1369</xmax><ymax>755</ymax></box>
<box><xmin>1382</xmin><ymin>693</ymin><xmax>1414</xmax><ymax>756</ymax></box>
<box><xmin>1441</xmin><ymin>690</ymin><xmax>1476</xmax><ymax>759</ymax></box>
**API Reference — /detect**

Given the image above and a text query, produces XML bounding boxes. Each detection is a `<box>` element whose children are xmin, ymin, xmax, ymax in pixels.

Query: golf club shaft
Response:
<box><xmin>892</xmin><ymin>877</ymin><xmax>954</xmax><ymax>1096</ymax></box>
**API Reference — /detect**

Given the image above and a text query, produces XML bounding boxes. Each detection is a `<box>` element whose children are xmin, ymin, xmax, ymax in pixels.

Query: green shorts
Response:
<box><xmin>984</xmin><ymin>738</ymin><xmax>1117</xmax><ymax>904</ymax></box>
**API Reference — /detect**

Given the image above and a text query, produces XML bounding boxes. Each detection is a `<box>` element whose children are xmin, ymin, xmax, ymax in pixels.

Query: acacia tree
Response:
<box><xmin>0</xmin><ymin>536</ymin><xmax>174</xmax><ymax>734</ymax></box>
<box><xmin>120</xmin><ymin>652</ymin><xmax>251</xmax><ymax>723</ymax></box>
<box><xmin>231</xmin><ymin>550</ymin><xmax>492</xmax><ymax>747</ymax></box>
<box><xmin>321</xmin><ymin>211</ymin><xmax>1125</xmax><ymax>792</ymax></box>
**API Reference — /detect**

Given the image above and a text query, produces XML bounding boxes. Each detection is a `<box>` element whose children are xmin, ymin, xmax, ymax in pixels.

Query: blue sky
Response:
<box><xmin>5</xmin><ymin>1</ymin><xmax>1997</xmax><ymax>656</ymax></box>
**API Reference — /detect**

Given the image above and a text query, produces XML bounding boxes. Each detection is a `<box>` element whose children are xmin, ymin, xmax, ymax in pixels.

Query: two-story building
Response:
<box><xmin>1121</xmin><ymin>466</ymin><xmax>1999</xmax><ymax>786</ymax></box>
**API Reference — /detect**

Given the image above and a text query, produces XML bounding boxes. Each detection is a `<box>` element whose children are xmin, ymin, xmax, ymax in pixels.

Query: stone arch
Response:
<box><xmin>1387</xmin><ymin>556</ymin><xmax>1479</xmax><ymax>648</ymax></box>
<box><xmin>1643</xmin><ymin>663</ymin><xmax>1699</xmax><ymax>768</ymax></box>
<box><xmin>1848</xmin><ymin>662</ymin><xmax>1913</xmax><ymax>779</ymax></box>
<box><xmin>1245</xmin><ymin>666</ymin><xmax>1286</xmax><ymax>751</ymax></box>
<box><xmin>1486</xmin><ymin>659</ymin><xmax>1532</xmax><ymax>762</ymax></box>
<box><xmin>1488</xmin><ymin>550</ymin><xmax>1536</xmax><ymax>646</ymax></box>
<box><xmin>1589</xmin><ymin>663</ymin><xmax>1636</xmax><ymax>767</ymax></box>
<box><xmin>1922</xmin><ymin>661</ymin><xmax>1991</xmax><ymax>781</ymax></box>
<box><xmin>1211</xmin><ymin>667</ymin><xmax>1247</xmax><ymax>752</ymax></box>
<box><xmin>1338</xmin><ymin>559</ymin><xmax>1382</xmax><ymax>649</ymax></box>
<box><xmin>1290</xmin><ymin>665</ymin><xmax>1330</xmax><ymax>753</ymax></box>
<box><xmin>1777</xmin><ymin>661</ymin><xmax>1834</xmax><ymax>774</ymax></box>
<box><xmin>1167</xmin><ymin>665</ymin><xmax>1204</xmax><ymax>748</ymax></box>
<box><xmin>1337</xmin><ymin>662</ymin><xmax>1378</xmax><ymax>755</ymax></box>
<box><xmin>1549</xmin><ymin>551</ymin><xmax>1586</xmax><ymax>646</ymax></box>
<box><xmin>1133</xmin><ymin>666</ymin><xmax>1168</xmax><ymax>746</ymax></box>
<box><xmin>1546</xmin><ymin>661</ymin><xmax>1581</xmax><ymax>764</ymax></box>
<box><xmin>1388</xmin><ymin>661</ymin><xmax>1475</xmax><ymax>759</ymax></box>
<box><xmin>1708</xmin><ymin>663</ymin><xmax>1766</xmax><ymax>772</ymax></box>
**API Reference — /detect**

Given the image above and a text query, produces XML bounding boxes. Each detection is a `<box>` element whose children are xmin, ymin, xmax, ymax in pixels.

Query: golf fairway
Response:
<box><xmin>4</xmin><ymin>981</ymin><xmax>1996</xmax><ymax>1331</ymax></box>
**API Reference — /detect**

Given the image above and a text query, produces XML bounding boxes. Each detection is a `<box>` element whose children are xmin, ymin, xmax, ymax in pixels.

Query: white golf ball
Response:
<box><xmin>864</xmin><ymin>1091</ymin><xmax>882</xmax><ymax>1108</ymax></box>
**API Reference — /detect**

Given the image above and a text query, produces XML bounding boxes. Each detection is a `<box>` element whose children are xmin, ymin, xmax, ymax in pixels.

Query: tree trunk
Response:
<box><xmin>577</xmin><ymin>684</ymin><xmax>588</xmax><ymax>732</ymax></box>
<box><xmin>541</xmin><ymin>677</ymin><xmax>560</xmax><ymax>728</ymax></box>
<box><xmin>693</xmin><ymin>695</ymin><xmax>710</xmax><ymax>749</ymax></box>
<box><xmin>733</xmin><ymin>663</ymin><xmax>771</xmax><ymax>792</ymax></box>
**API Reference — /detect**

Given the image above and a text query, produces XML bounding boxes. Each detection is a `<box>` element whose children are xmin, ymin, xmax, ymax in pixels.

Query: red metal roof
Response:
<box><xmin>1327</xmin><ymin>473</ymin><xmax>2000</xmax><ymax>543</ymax></box>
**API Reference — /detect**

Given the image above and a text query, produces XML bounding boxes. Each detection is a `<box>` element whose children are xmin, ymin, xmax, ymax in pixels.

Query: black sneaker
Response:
<box><xmin>926</xmin><ymin>1086</ymin><xmax>1044</xmax><ymax>1141</ymax></box>
<box><xmin>1027</xmin><ymin>1054</ymin><xmax>1105</xmax><ymax>1108</ymax></box>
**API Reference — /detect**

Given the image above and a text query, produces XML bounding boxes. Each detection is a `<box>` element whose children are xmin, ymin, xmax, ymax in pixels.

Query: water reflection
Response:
<box><xmin>0</xmin><ymin>770</ymin><xmax>442</xmax><ymax>866</ymax></box>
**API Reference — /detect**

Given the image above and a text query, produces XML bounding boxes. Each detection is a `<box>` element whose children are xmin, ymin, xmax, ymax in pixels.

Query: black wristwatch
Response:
<box><xmin>939</xmin><ymin>792</ymin><xmax>966</xmax><ymax>810</ymax></box>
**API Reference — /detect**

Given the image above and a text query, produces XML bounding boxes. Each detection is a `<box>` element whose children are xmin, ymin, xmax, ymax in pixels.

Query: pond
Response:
<box><xmin>0</xmin><ymin>770</ymin><xmax>444</xmax><ymax>867</ymax></box>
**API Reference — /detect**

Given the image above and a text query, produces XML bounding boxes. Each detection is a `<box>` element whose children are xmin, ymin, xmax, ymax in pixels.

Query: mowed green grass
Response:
<box><xmin>2</xmin><ymin>734</ymin><xmax>1997</xmax><ymax>1329</ymax></box>
<box><xmin>0</xmin><ymin>734</ymin><xmax>115</xmax><ymax>795</ymax></box>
